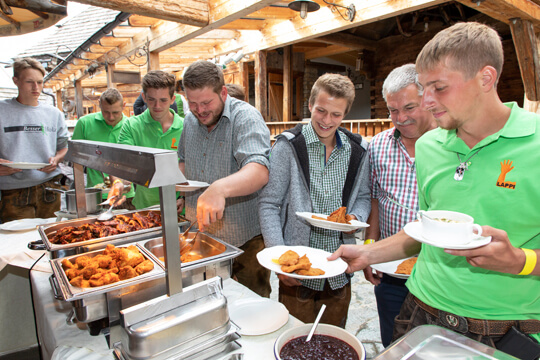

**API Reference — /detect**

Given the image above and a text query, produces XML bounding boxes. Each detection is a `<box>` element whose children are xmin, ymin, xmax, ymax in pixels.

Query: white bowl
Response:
<box><xmin>274</xmin><ymin>323</ymin><xmax>366</xmax><ymax>360</ymax></box>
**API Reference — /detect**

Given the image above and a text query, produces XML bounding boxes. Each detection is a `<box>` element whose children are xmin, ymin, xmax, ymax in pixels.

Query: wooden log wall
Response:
<box><xmin>372</xmin><ymin>23</ymin><xmax>525</xmax><ymax>119</ymax></box>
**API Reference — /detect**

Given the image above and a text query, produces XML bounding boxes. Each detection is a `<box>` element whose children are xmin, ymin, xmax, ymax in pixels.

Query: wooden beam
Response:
<box><xmin>296</xmin><ymin>75</ymin><xmax>303</xmax><ymax>119</ymax></box>
<box><xmin>75</xmin><ymin>79</ymin><xmax>84</xmax><ymax>119</ymax></box>
<box><xmin>283</xmin><ymin>45</ymin><xmax>292</xmax><ymax>122</ymax></box>
<box><xmin>315</xmin><ymin>33</ymin><xmax>377</xmax><ymax>52</ymax></box>
<box><xmin>69</xmin><ymin>0</ymin><xmax>209</xmax><ymax>27</ymax></box>
<box><xmin>99</xmin><ymin>36</ymin><xmax>128</xmax><ymax>47</ymax></box>
<box><xmin>0</xmin><ymin>12</ymin><xmax>20</xmax><ymax>30</ymax></box>
<box><xmin>56</xmin><ymin>90</ymin><xmax>63</xmax><ymax>112</ymax></box>
<box><xmin>457</xmin><ymin>0</ymin><xmax>540</xmax><ymax>29</ymax></box>
<box><xmin>219</xmin><ymin>18</ymin><xmax>265</xmax><ymax>30</ymax></box>
<box><xmin>5</xmin><ymin>0</ymin><xmax>66</xmax><ymax>15</ymax></box>
<box><xmin>240</xmin><ymin>61</ymin><xmax>250</xmax><ymax>102</ymax></box>
<box><xmin>304</xmin><ymin>45</ymin><xmax>351</xmax><ymax>60</ymax></box>
<box><xmin>509</xmin><ymin>18</ymin><xmax>540</xmax><ymax>101</ymax></box>
<box><xmin>106</xmin><ymin>63</ymin><xmax>116</xmax><ymax>88</ymax></box>
<box><xmin>255</xmin><ymin>50</ymin><xmax>268</xmax><ymax>121</ymax></box>
<box><xmin>148</xmin><ymin>51</ymin><xmax>160</xmax><ymax>71</ymax></box>
<box><xmin>128</xmin><ymin>14</ymin><xmax>160</xmax><ymax>27</ymax></box>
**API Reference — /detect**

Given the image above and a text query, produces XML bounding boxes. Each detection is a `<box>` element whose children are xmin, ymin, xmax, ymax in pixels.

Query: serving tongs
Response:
<box><xmin>180</xmin><ymin>220</ymin><xmax>199</xmax><ymax>251</ymax></box>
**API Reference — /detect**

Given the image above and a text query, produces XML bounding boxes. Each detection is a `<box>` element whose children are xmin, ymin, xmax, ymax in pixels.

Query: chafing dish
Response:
<box><xmin>49</xmin><ymin>232</ymin><xmax>242</xmax><ymax>324</ymax></box>
<box><xmin>113</xmin><ymin>277</ymin><xmax>240</xmax><ymax>360</ymax></box>
<box><xmin>32</xmin><ymin>210</ymin><xmax>189</xmax><ymax>259</ymax></box>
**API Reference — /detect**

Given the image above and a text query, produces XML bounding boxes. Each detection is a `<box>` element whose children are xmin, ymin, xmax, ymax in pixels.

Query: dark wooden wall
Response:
<box><xmin>371</xmin><ymin>23</ymin><xmax>525</xmax><ymax>119</ymax></box>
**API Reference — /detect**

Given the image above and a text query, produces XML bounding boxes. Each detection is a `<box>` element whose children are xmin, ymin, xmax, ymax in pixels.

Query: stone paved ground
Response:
<box><xmin>268</xmin><ymin>236</ymin><xmax>384</xmax><ymax>359</ymax></box>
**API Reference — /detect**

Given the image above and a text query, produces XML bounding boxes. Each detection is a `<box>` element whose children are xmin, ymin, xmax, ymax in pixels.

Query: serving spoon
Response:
<box><xmin>97</xmin><ymin>204</ymin><xmax>115</xmax><ymax>221</ymax></box>
<box><xmin>306</xmin><ymin>304</ymin><xmax>326</xmax><ymax>342</ymax></box>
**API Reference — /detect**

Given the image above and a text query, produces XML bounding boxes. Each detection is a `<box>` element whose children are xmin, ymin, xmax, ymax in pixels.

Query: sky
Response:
<box><xmin>0</xmin><ymin>3</ymin><xmax>89</xmax><ymax>64</ymax></box>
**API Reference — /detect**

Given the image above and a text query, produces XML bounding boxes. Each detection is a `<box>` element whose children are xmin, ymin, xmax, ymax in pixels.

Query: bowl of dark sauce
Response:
<box><xmin>274</xmin><ymin>323</ymin><xmax>365</xmax><ymax>360</ymax></box>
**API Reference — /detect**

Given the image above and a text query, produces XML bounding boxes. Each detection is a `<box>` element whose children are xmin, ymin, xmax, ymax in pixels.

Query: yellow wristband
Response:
<box><xmin>517</xmin><ymin>248</ymin><xmax>537</xmax><ymax>276</ymax></box>
<box><xmin>112</xmin><ymin>179</ymin><xmax>122</xmax><ymax>187</ymax></box>
<box><xmin>364</xmin><ymin>239</ymin><xmax>375</xmax><ymax>245</ymax></box>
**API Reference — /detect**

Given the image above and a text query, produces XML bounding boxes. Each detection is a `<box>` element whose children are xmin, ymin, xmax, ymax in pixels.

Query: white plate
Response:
<box><xmin>2</xmin><ymin>162</ymin><xmax>49</xmax><ymax>170</ymax></box>
<box><xmin>404</xmin><ymin>222</ymin><xmax>491</xmax><ymax>250</ymax></box>
<box><xmin>175</xmin><ymin>180</ymin><xmax>210</xmax><ymax>192</ymax></box>
<box><xmin>0</xmin><ymin>218</ymin><xmax>53</xmax><ymax>231</ymax></box>
<box><xmin>256</xmin><ymin>245</ymin><xmax>348</xmax><ymax>280</ymax></box>
<box><xmin>296</xmin><ymin>212</ymin><xmax>369</xmax><ymax>232</ymax></box>
<box><xmin>371</xmin><ymin>257</ymin><xmax>417</xmax><ymax>279</ymax></box>
<box><xmin>229</xmin><ymin>298</ymin><xmax>289</xmax><ymax>336</ymax></box>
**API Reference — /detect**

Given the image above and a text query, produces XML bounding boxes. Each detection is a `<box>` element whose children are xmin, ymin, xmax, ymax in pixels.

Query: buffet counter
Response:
<box><xmin>0</xmin><ymin>222</ymin><xmax>302</xmax><ymax>360</ymax></box>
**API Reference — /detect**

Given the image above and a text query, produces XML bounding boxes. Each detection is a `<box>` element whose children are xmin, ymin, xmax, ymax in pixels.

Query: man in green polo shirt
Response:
<box><xmin>113</xmin><ymin>70</ymin><xmax>183</xmax><ymax>209</ymax></box>
<box><xmin>329</xmin><ymin>22</ymin><xmax>539</xmax><ymax>356</ymax></box>
<box><xmin>72</xmin><ymin>88</ymin><xmax>135</xmax><ymax>209</ymax></box>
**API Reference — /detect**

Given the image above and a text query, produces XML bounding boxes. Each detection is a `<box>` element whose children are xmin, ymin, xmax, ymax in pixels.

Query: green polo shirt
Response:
<box><xmin>408</xmin><ymin>102</ymin><xmax>540</xmax><ymax>341</ymax></box>
<box><xmin>118</xmin><ymin>108</ymin><xmax>183</xmax><ymax>209</ymax></box>
<box><xmin>72</xmin><ymin>112</ymin><xmax>135</xmax><ymax>199</ymax></box>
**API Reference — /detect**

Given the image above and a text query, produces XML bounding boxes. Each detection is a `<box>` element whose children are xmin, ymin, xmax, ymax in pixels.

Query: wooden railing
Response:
<box><xmin>266</xmin><ymin>119</ymin><xmax>393</xmax><ymax>142</ymax></box>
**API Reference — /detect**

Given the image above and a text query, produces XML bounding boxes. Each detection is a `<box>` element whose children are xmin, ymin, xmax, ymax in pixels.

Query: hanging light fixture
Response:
<box><xmin>321</xmin><ymin>0</ymin><xmax>356</xmax><ymax>22</ymax></box>
<box><xmin>288</xmin><ymin>0</ymin><xmax>321</xmax><ymax>19</ymax></box>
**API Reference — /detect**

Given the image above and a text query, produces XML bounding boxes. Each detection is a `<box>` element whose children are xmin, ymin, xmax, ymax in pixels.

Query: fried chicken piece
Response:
<box><xmin>65</xmin><ymin>268</ymin><xmax>81</xmax><ymax>280</ymax></box>
<box><xmin>296</xmin><ymin>267</ymin><xmax>325</xmax><ymax>276</ymax></box>
<box><xmin>345</xmin><ymin>214</ymin><xmax>355</xmax><ymax>223</ymax></box>
<box><xmin>311</xmin><ymin>215</ymin><xmax>328</xmax><ymax>221</ymax></box>
<box><xmin>89</xmin><ymin>272</ymin><xmax>120</xmax><ymax>287</ymax></box>
<box><xmin>118</xmin><ymin>266</ymin><xmax>138</xmax><ymax>280</ymax></box>
<box><xmin>93</xmin><ymin>255</ymin><xmax>113</xmax><ymax>268</ymax></box>
<box><xmin>396</xmin><ymin>257</ymin><xmax>418</xmax><ymax>275</ymax></box>
<box><xmin>61</xmin><ymin>258</ymin><xmax>76</xmax><ymax>270</ymax></box>
<box><xmin>117</xmin><ymin>245</ymin><xmax>144</xmax><ymax>268</ymax></box>
<box><xmin>281</xmin><ymin>254</ymin><xmax>311</xmax><ymax>273</ymax></box>
<box><xmin>81</xmin><ymin>263</ymin><xmax>100</xmax><ymax>280</ymax></box>
<box><xmin>327</xmin><ymin>207</ymin><xmax>349</xmax><ymax>224</ymax></box>
<box><xmin>278</xmin><ymin>250</ymin><xmax>300</xmax><ymax>266</ymax></box>
<box><xmin>69</xmin><ymin>276</ymin><xmax>90</xmax><ymax>288</ymax></box>
<box><xmin>134</xmin><ymin>260</ymin><xmax>154</xmax><ymax>274</ymax></box>
<box><xmin>103</xmin><ymin>244</ymin><xmax>123</xmax><ymax>259</ymax></box>
<box><xmin>75</xmin><ymin>256</ymin><xmax>91</xmax><ymax>269</ymax></box>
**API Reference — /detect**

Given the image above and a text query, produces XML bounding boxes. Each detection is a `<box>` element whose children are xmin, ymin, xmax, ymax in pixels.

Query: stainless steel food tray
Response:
<box><xmin>35</xmin><ymin>209</ymin><xmax>189</xmax><ymax>259</ymax></box>
<box><xmin>49</xmin><ymin>243</ymin><xmax>166</xmax><ymax>302</ymax></box>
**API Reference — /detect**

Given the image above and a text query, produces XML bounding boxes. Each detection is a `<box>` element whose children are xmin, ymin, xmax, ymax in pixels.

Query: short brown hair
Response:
<box><xmin>416</xmin><ymin>22</ymin><xmax>503</xmax><ymax>83</ymax></box>
<box><xmin>100</xmin><ymin>88</ymin><xmax>123</xmax><ymax>105</ymax></box>
<box><xmin>182</xmin><ymin>60</ymin><xmax>224</xmax><ymax>94</ymax></box>
<box><xmin>13</xmin><ymin>57</ymin><xmax>46</xmax><ymax>78</ymax></box>
<box><xmin>225</xmin><ymin>83</ymin><xmax>246</xmax><ymax>101</ymax></box>
<box><xmin>309</xmin><ymin>73</ymin><xmax>355</xmax><ymax>115</ymax></box>
<box><xmin>142</xmin><ymin>70</ymin><xmax>176</xmax><ymax>98</ymax></box>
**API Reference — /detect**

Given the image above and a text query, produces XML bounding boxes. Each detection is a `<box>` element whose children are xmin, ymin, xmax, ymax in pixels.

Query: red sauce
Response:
<box><xmin>280</xmin><ymin>334</ymin><xmax>359</xmax><ymax>360</ymax></box>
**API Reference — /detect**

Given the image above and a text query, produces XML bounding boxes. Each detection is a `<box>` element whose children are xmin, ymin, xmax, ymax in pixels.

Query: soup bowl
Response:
<box><xmin>418</xmin><ymin>210</ymin><xmax>483</xmax><ymax>245</ymax></box>
<box><xmin>274</xmin><ymin>323</ymin><xmax>365</xmax><ymax>360</ymax></box>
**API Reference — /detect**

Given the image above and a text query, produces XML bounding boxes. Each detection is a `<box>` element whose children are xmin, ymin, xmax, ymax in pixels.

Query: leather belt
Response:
<box><xmin>413</xmin><ymin>295</ymin><xmax>540</xmax><ymax>336</ymax></box>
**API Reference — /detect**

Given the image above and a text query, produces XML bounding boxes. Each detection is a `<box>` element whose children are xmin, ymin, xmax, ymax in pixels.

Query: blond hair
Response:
<box><xmin>13</xmin><ymin>57</ymin><xmax>46</xmax><ymax>78</ymax></box>
<box><xmin>309</xmin><ymin>73</ymin><xmax>355</xmax><ymax>115</ymax></box>
<box><xmin>416</xmin><ymin>22</ymin><xmax>503</xmax><ymax>83</ymax></box>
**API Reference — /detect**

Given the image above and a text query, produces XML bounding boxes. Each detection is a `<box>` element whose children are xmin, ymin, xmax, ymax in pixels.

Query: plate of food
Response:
<box><xmin>297</xmin><ymin>207</ymin><xmax>369</xmax><ymax>232</ymax></box>
<box><xmin>229</xmin><ymin>298</ymin><xmax>289</xmax><ymax>335</ymax></box>
<box><xmin>1</xmin><ymin>162</ymin><xmax>50</xmax><ymax>170</ymax></box>
<box><xmin>257</xmin><ymin>245</ymin><xmax>347</xmax><ymax>280</ymax></box>
<box><xmin>0</xmin><ymin>218</ymin><xmax>54</xmax><ymax>232</ymax></box>
<box><xmin>371</xmin><ymin>257</ymin><xmax>418</xmax><ymax>279</ymax></box>
<box><xmin>175</xmin><ymin>180</ymin><xmax>210</xmax><ymax>192</ymax></box>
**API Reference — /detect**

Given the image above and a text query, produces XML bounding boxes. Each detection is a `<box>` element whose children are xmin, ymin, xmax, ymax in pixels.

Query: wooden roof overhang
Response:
<box><xmin>44</xmin><ymin>0</ymin><xmax>540</xmax><ymax>112</ymax></box>
<box><xmin>0</xmin><ymin>0</ymin><xmax>67</xmax><ymax>36</ymax></box>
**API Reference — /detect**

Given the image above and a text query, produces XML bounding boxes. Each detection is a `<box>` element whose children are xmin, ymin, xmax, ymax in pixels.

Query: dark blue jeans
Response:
<box><xmin>374</xmin><ymin>274</ymin><xmax>409</xmax><ymax>347</ymax></box>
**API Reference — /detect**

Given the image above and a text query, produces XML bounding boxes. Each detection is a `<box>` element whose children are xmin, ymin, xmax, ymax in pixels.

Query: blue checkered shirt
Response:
<box><xmin>177</xmin><ymin>96</ymin><xmax>270</xmax><ymax>247</ymax></box>
<box><xmin>301</xmin><ymin>123</ymin><xmax>351</xmax><ymax>291</ymax></box>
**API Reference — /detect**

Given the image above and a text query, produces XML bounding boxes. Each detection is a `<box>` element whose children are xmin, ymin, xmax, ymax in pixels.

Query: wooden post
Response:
<box><xmin>255</xmin><ymin>50</ymin><xmax>267</xmax><ymax>121</ymax></box>
<box><xmin>509</xmin><ymin>18</ymin><xmax>540</xmax><ymax>108</ymax></box>
<box><xmin>56</xmin><ymin>90</ymin><xmax>63</xmax><ymax>112</ymax></box>
<box><xmin>106</xmin><ymin>63</ymin><xmax>116</xmax><ymax>88</ymax></box>
<box><xmin>240</xmin><ymin>62</ymin><xmax>250</xmax><ymax>102</ymax></box>
<box><xmin>296</xmin><ymin>76</ymin><xmax>303</xmax><ymax>120</ymax></box>
<box><xmin>74</xmin><ymin>79</ymin><xmax>84</xmax><ymax>119</ymax></box>
<box><xmin>283</xmin><ymin>45</ymin><xmax>293</xmax><ymax>122</ymax></box>
<box><xmin>148</xmin><ymin>51</ymin><xmax>160</xmax><ymax>71</ymax></box>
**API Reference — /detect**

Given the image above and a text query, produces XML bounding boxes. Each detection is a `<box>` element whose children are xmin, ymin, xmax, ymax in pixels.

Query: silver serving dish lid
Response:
<box><xmin>374</xmin><ymin>325</ymin><xmax>519</xmax><ymax>359</ymax></box>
